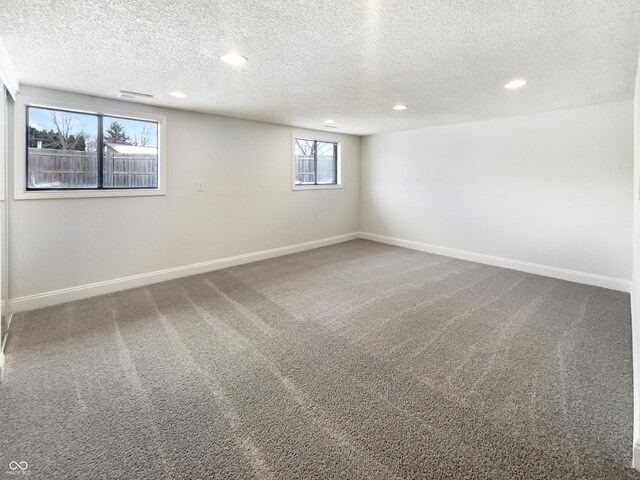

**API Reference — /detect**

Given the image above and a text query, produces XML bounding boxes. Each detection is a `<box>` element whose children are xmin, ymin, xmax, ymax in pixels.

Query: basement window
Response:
<box><xmin>293</xmin><ymin>137</ymin><xmax>341</xmax><ymax>189</ymax></box>
<box><xmin>15</xmin><ymin>95</ymin><xmax>166</xmax><ymax>200</ymax></box>
<box><xmin>26</xmin><ymin>106</ymin><xmax>159</xmax><ymax>191</ymax></box>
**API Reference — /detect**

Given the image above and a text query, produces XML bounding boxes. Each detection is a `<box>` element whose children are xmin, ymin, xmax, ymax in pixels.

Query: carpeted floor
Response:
<box><xmin>0</xmin><ymin>239</ymin><xmax>637</xmax><ymax>479</ymax></box>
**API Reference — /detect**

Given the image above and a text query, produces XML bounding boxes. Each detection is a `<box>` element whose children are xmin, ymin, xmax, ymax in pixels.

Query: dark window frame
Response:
<box><xmin>25</xmin><ymin>105</ymin><xmax>160</xmax><ymax>191</ymax></box>
<box><xmin>294</xmin><ymin>137</ymin><xmax>339</xmax><ymax>186</ymax></box>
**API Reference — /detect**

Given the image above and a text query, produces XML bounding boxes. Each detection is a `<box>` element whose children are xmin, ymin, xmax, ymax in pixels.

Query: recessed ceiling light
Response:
<box><xmin>504</xmin><ymin>79</ymin><xmax>527</xmax><ymax>89</ymax></box>
<box><xmin>220</xmin><ymin>53</ymin><xmax>248</xmax><ymax>65</ymax></box>
<box><xmin>169</xmin><ymin>91</ymin><xmax>187</xmax><ymax>98</ymax></box>
<box><xmin>393</xmin><ymin>104</ymin><xmax>408</xmax><ymax>111</ymax></box>
<box><xmin>324</xmin><ymin>119</ymin><xmax>335</xmax><ymax>124</ymax></box>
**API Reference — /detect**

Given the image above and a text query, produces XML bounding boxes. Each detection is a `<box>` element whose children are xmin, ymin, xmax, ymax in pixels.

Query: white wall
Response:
<box><xmin>631</xmin><ymin>52</ymin><xmax>640</xmax><ymax>469</ymax></box>
<box><xmin>9</xmin><ymin>86</ymin><xmax>360</xmax><ymax>306</ymax></box>
<box><xmin>8</xmin><ymin>89</ymin><xmax>635</xmax><ymax>309</ymax></box>
<box><xmin>0</xmin><ymin>37</ymin><xmax>16</xmax><ymax>362</ymax></box>
<box><xmin>0</xmin><ymin>88</ymin><xmax>7</xmax><ymax>358</ymax></box>
<box><xmin>360</xmin><ymin>101</ymin><xmax>634</xmax><ymax>284</ymax></box>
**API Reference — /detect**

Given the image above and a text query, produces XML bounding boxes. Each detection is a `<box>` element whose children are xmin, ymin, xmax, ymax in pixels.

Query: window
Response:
<box><xmin>294</xmin><ymin>137</ymin><xmax>339</xmax><ymax>187</ymax></box>
<box><xmin>26</xmin><ymin>106</ymin><xmax>159</xmax><ymax>190</ymax></box>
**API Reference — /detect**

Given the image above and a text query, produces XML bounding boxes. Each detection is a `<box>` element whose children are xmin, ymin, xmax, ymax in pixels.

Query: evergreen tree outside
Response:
<box><xmin>104</xmin><ymin>121</ymin><xmax>131</xmax><ymax>144</ymax></box>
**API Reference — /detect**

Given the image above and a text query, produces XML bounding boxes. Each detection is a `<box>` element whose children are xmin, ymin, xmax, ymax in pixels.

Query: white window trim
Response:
<box><xmin>14</xmin><ymin>94</ymin><xmax>167</xmax><ymax>200</ymax></box>
<box><xmin>0</xmin><ymin>86</ymin><xmax>7</xmax><ymax>203</ymax></box>
<box><xmin>291</xmin><ymin>131</ymin><xmax>343</xmax><ymax>191</ymax></box>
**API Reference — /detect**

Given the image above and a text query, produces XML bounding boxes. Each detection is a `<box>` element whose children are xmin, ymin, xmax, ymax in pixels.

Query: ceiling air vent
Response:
<box><xmin>118</xmin><ymin>90</ymin><xmax>154</xmax><ymax>102</ymax></box>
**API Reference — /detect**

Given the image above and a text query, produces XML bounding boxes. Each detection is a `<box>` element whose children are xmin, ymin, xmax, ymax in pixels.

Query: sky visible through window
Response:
<box><xmin>28</xmin><ymin>107</ymin><xmax>158</xmax><ymax>151</ymax></box>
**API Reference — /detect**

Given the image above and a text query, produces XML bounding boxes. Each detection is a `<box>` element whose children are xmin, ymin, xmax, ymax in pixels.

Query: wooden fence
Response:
<box><xmin>296</xmin><ymin>155</ymin><xmax>315</xmax><ymax>184</ymax></box>
<box><xmin>295</xmin><ymin>154</ymin><xmax>336</xmax><ymax>184</ymax></box>
<box><xmin>28</xmin><ymin>148</ymin><xmax>157</xmax><ymax>189</ymax></box>
<box><xmin>103</xmin><ymin>152</ymin><xmax>158</xmax><ymax>188</ymax></box>
<box><xmin>27</xmin><ymin>149</ymin><xmax>97</xmax><ymax>188</ymax></box>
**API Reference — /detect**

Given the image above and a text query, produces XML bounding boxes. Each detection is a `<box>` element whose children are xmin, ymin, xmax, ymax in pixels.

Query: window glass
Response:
<box><xmin>316</xmin><ymin>141</ymin><xmax>337</xmax><ymax>185</ymax></box>
<box><xmin>294</xmin><ymin>138</ymin><xmax>316</xmax><ymax>185</ymax></box>
<box><xmin>102</xmin><ymin>116</ymin><xmax>158</xmax><ymax>188</ymax></box>
<box><xmin>27</xmin><ymin>107</ymin><xmax>98</xmax><ymax>189</ymax></box>
<box><xmin>294</xmin><ymin>138</ymin><xmax>338</xmax><ymax>186</ymax></box>
<box><xmin>26</xmin><ymin>107</ymin><xmax>160</xmax><ymax>191</ymax></box>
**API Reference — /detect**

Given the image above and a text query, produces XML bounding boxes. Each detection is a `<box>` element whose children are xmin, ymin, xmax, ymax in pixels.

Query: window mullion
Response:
<box><xmin>313</xmin><ymin>141</ymin><xmax>318</xmax><ymax>185</ymax></box>
<box><xmin>333</xmin><ymin>142</ymin><xmax>337</xmax><ymax>184</ymax></box>
<box><xmin>97</xmin><ymin>115</ymin><xmax>104</xmax><ymax>189</ymax></box>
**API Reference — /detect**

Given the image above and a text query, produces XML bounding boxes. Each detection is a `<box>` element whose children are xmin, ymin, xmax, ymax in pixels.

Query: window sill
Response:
<box><xmin>14</xmin><ymin>188</ymin><xmax>166</xmax><ymax>200</ymax></box>
<box><xmin>292</xmin><ymin>184</ymin><xmax>343</xmax><ymax>191</ymax></box>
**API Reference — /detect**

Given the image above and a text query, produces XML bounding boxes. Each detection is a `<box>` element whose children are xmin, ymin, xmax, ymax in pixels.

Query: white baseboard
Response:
<box><xmin>633</xmin><ymin>442</ymin><xmax>640</xmax><ymax>471</ymax></box>
<box><xmin>358</xmin><ymin>232</ymin><xmax>631</xmax><ymax>292</ymax></box>
<box><xmin>6</xmin><ymin>230</ymin><xmax>631</xmax><ymax>313</ymax></box>
<box><xmin>8</xmin><ymin>233</ymin><xmax>359</xmax><ymax>313</ymax></box>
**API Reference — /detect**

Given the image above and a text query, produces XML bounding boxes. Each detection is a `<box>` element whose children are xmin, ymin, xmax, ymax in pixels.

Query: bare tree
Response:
<box><xmin>47</xmin><ymin>111</ymin><xmax>87</xmax><ymax>150</ymax></box>
<box><xmin>132</xmin><ymin>125</ymin><xmax>153</xmax><ymax>147</ymax></box>
<box><xmin>295</xmin><ymin>138</ymin><xmax>314</xmax><ymax>156</ymax></box>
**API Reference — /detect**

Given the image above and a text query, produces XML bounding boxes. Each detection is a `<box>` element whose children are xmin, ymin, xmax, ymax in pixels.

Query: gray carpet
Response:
<box><xmin>0</xmin><ymin>239</ymin><xmax>637</xmax><ymax>479</ymax></box>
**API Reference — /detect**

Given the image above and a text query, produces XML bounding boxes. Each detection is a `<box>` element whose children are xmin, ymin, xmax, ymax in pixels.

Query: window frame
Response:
<box><xmin>291</xmin><ymin>134</ymin><xmax>342</xmax><ymax>191</ymax></box>
<box><xmin>14</xmin><ymin>94</ymin><xmax>167</xmax><ymax>200</ymax></box>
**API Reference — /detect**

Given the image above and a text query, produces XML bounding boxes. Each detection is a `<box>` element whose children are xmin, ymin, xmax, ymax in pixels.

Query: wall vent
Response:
<box><xmin>118</xmin><ymin>90</ymin><xmax>154</xmax><ymax>102</ymax></box>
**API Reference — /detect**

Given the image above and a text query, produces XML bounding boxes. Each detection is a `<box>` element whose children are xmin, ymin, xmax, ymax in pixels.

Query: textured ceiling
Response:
<box><xmin>1</xmin><ymin>1</ymin><xmax>639</xmax><ymax>135</ymax></box>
